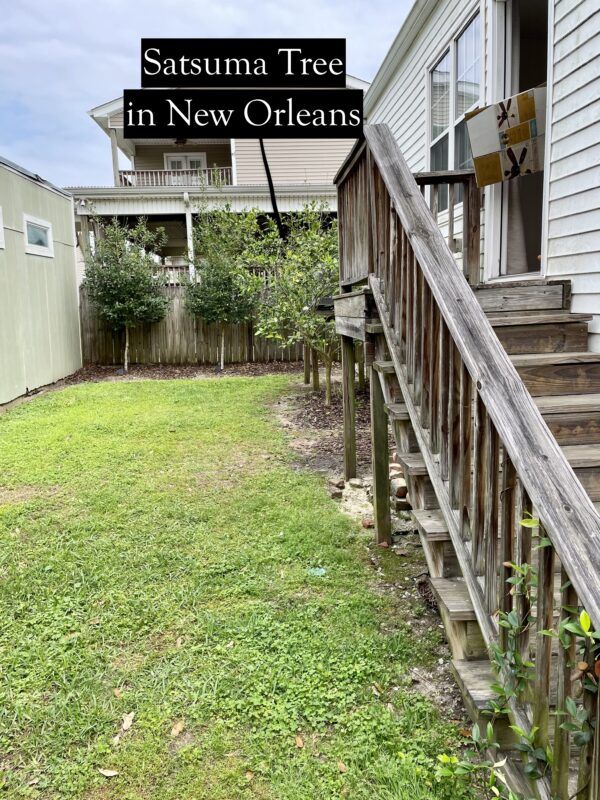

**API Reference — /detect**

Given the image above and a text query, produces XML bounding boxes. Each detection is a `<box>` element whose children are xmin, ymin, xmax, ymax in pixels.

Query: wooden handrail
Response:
<box><xmin>413</xmin><ymin>169</ymin><xmax>475</xmax><ymax>185</ymax></box>
<box><xmin>362</xmin><ymin>123</ymin><xmax>600</xmax><ymax>625</ymax></box>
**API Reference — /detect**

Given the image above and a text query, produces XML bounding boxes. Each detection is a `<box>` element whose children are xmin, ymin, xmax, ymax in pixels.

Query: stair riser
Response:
<box><xmin>495</xmin><ymin>323</ymin><xmax>588</xmax><ymax>355</ymax></box>
<box><xmin>475</xmin><ymin>282</ymin><xmax>568</xmax><ymax>313</ymax></box>
<box><xmin>543</xmin><ymin>411</ymin><xmax>600</xmax><ymax>445</ymax></box>
<box><xmin>517</xmin><ymin>362</ymin><xmax>600</xmax><ymax>396</ymax></box>
<box><xmin>573</xmin><ymin>467</ymin><xmax>600</xmax><ymax>501</ymax></box>
<box><xmin>408</xmin><ymin>474</ymin><xmax>437</xmax><ymax>510</ymax></box>
<box><xmin>419</xmin><ymin>534</ymin><xmax>461</xmax><ymax>579</ymax></box>
<box><xmin>391</xmin><ymin>419</ymin><xmax>419</xmax><ymax>453</ymax></box>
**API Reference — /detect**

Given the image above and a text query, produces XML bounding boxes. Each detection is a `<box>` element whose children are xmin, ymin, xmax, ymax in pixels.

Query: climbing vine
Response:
<box><xmin>435</xmin><ymin>516</ymin><xmax>599</xmax><ymax>800</ymax></box>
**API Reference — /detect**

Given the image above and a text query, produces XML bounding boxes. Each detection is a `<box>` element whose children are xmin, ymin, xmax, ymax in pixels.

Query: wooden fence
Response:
<box><xmin>79</xmin><ymin>286</ymin><xmax>303</xmax><ymax>366</ymax></box>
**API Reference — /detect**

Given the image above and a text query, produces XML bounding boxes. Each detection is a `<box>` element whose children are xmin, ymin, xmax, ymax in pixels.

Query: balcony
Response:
<box><xmin>118</xmin><ymin>167</ymin><xmax>233</xmax><ymax>188</ymax></box>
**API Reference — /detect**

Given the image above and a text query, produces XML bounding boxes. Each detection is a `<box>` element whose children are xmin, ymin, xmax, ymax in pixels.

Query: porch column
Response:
<box><xmin>183</xmin><ymin>192</ymin><xmax>195</xmax><ymax>280</ymax></box>
<box><xmin>109</xmin><ymin>129</ymin><xmax>120</xmax><ymax>187</ymax></box>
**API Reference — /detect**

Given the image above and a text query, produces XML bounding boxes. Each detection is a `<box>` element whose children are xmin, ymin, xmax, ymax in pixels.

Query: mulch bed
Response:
<box><xmin>63</xmin><ymin>361</ymin><xmax>305</xmax><ymax>385</ymax></box>
<box><xmin>289</xmin><ymin>383</ymin><xmax>374</xmax><ymax>470</ymax></box>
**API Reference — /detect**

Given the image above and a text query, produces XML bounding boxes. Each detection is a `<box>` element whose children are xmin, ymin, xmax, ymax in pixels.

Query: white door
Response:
<box><xmin>486</xmin><ymin>0</ymin><xmax>548</xmax><ymax>278</ymax></box>
<box><xmin>165</xmin><ymin>154</ymin><xmax>207</xmax><ymax>185</ymax></box>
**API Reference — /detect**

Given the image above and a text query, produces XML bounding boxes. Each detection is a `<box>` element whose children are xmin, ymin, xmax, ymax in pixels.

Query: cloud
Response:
<box><xmin>0</xmin><ymin>0</ymin><xmax>411</xmax><ymax>187</ymax></box>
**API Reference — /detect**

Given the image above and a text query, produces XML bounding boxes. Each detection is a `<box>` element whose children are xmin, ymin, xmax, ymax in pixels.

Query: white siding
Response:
<box><xmin>366</xmin><ymin>0</ymin><xmax>480</xmax><ymax>170</ymax></box>
<box><xmin>546</xmin><ymin>0</ymin><xmax>600</xmax><ymax>351</ymax></box>
<box><xmin>234</xmin><ymin>139</ymin><xmax>354</xmax><ymax>187</ymax></box>
<box><xmin>365</xmin><ymin>0</ymin><xmax>483</xmax><ymax>275</ymax></box>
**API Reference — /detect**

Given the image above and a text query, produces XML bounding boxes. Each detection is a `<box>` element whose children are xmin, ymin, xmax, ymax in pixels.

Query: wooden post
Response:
<box><xmin>532</xmin><ymin>529</ymin><xmax>555</xmax><ymax>749</ymax></box>
<box><xmin>303</xmin><ymin>343</ymin><xmax>311</xmax><ymax>384</ymax></box>
<box><xmin>342</xmin><ymin>335</ymin><xmax>357</xmax><ymax>480</ymax></box>
<box><xmin>552</xmin><ymin>568</ymin><xmax>577</xmax><ymax>800</ymax></box>
<box><xmin>464</xmin><ymin>175</ymin><xmax>481</xmax><ymax>285</ymax></box>
<box><xmin>370</xmin><ymin>365</ymin><xmax>391</xmax><ymax>545</ymax></box>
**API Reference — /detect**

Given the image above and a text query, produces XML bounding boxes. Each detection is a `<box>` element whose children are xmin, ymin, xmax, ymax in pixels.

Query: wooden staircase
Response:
<box><xmin>334</xmin><ymin>126</ymin><xmax>600</xmax><ymax>800</ymax></box>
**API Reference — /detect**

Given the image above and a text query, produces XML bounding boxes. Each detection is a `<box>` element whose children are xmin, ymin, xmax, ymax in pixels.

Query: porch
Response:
<box><xmin>118</xmin><ymin>166</ymin><xmax>233</xmax><ymax>188</ymax></box>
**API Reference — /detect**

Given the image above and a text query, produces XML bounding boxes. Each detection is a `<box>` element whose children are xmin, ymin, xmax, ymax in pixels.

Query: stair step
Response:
<box><xmin>488</xmin><ymin>311</ymin><xmax>590</xmax><ymax>355</ymax></box>
<box><xmin>430</xmin><ymin>578</ymin><xmax>477</xmax><ymax>621</ymax></box>
<box><xmin>365</xmin><ymin>320</ymin><xmax>383</xmax><ymax>334</ymax></box>
<box><xmin>396</xmin><ymin>452</ymin><xmax>428</xmax><ymax>476</ymax></box>
<box><xmin>473</xmin><ymin>279</ymin><xmax>569</xmax><ymax>313</ymax></box>
<box><xmin>563</xmin><ymin>444</ymin><xmax>600</xmax><ymax>501</ymax></box>
<box><xmin>413</xmin><ymin>509</ymin><xmax>450</xmax><ymax>541</ymax></box>
<box><xmin>535</xmin><ymin>393</ymin><xmax>600</xmax><ymax>414</ymax></box>
<box><xmin>563</xmin><ymin>443</ymin><xmax>600</xmax><ymax>469</ymax></box>
<box><xmin>373</xmin><ymin>360</ymin><xmax>395</xmax><ymax>374</ymax></box>
<box><xmin>537</xmin><ymin>391</ymin><xmax>600</xmax><ymax>444</ymax></box>
<box><xmin>452</xmin><ymin>656</ymin><xmax>561</xmax><ymax>713</ymax></box>
<box><xmin>385</xmin><ymin>402</ymin><xmax>409</xmax><ymax>421</ymax></box>
<box><xmin>512</xmin><ymin>352</ymin><xmax>600</xmax><ymax>396</ymax></box>
<box><xmin>487</xmin><ymin>311</ymin><xmax>591</xmax><ymax>326</ymax></box>
<box><xmin>451</xmin><ymin>659</ymin><xmax>497</xmax><ymax>714</ymax></box>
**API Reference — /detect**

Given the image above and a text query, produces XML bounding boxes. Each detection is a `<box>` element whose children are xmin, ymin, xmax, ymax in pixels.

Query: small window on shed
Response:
<box><xmin>0</xmin><ymin>207</ymin><xmax>5</xmax><ymax>249</ymax></box>
<box><xmin>24</xmin><ymin>214</ymin><xmax>54</xmax><ymax>257</ymax></box>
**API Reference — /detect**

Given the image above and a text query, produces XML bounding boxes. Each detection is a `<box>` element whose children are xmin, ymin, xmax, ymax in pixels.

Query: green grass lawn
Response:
<box><xmin>0</xmin><ymin>377</ymin><xmax>468</xmax><ymax>799</ymax></box>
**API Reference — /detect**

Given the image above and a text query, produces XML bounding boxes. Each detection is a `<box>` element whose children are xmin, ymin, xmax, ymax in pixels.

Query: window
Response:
<box><xmin>24</xmin><ymin>214</ymin><xmax>54</xmax><ymax>257</ymax></box>
<box><xmin>429</xmin><ymin>14</ymin><xmax>481</xmax><ymax>209</ymax></box>
<box><xmin>0</xmin><ymin>207</ymin><xmax>4</xmax><ymax>249</ymax></box>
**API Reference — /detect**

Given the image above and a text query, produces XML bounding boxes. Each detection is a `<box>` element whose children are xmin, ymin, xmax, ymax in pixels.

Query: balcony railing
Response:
<box><xmin>118</xmin><ymin>167</ymin><xmax>233</xmax><ymax>188</ymax></box>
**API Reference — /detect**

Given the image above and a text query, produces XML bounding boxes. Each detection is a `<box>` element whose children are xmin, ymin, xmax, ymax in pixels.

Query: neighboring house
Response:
<box><xmin>68</xmin><ymin>75</ymin><xmax>369</xmax><ymax>277</ymax></box>
<box><xmin>365</xmin><ymin>0</ymin><xmax>600</xmax><ymax>350</ymax></box>
<box><xmin>0</xmin><ymin>157</ymin><xmax>82</xmax><ymax>405</ymax></box>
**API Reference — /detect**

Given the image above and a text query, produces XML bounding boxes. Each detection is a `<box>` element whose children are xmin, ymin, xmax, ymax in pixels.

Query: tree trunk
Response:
<box><xmin>220</xmin><ymin>324</ymin><xmax>225</xmax><ymax>371</ymax></box>
<box><xmin>311</xmin><ymin>348</ymin><xmax>320</xmax><ymax>391</ymax></box>
<box><xmin>303</xmin><ymin>343</ymin><xmax>311</xmax><ymax>384</ymax></box>
<box><xmin>325</xmin><ymin>359</ymin><xmax>332</xmax><ymax>406</ymax></box>
<box><xmin>124</xmin><ymin>326</ymin><xmax>130</xmax><ymax>373</ymax></box>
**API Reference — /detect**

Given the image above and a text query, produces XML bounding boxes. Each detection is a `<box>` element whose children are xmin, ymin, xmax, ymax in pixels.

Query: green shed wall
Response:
<box><xmin>0</xmin><ymin>164</ymin><xmax>82</xmax><ymax>404</ymax></box>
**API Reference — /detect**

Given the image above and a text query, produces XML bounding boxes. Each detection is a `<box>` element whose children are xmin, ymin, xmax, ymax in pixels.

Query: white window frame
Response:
<box><xmin>0</xmin><ymin>207</ymin><xmax>5</xmax><ymax>249</ymax></box>
<box><xmin>163</xmin><ymin>152</ymin><xmax>207</xmax><ymax>171</ymax></box>
<box><xmin>23</xmin><ymin>213</ymin><xmax>54</xmax><ymax>258</ymax></box>
<box><xmin>427</xmin><ymin>11</ymin><xmax>483</xmax><ymax>195</ymax></box>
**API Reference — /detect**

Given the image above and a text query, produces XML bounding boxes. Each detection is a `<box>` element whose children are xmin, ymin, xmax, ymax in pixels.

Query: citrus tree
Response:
<box><xmin>257</xmin><ymin>203</ymin><xmax>339</xmax><ymax>404</ymax></box>
<box><xmin>83</xmin><ymin>217</ymin><xmax>169</xmax><ymax>372</ymax></box>
<box><xmin>185</xmin><ymin>204</ymin><xmax>265</xmax><ymax>369</ymax></box>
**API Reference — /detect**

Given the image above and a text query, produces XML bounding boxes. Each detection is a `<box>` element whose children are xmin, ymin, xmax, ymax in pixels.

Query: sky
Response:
<box><xmin>0</xmin><ymin>0</ymin><xmax>413</xmax><ymax>188</ymax></box>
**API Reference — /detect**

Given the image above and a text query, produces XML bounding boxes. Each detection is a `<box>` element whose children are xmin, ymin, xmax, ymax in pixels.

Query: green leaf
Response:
<box><xmin>580</xmin><ymin>610</ymin><xmax>591</xmax><ymax>634</ymax></box>
<box><xmin>520</xmin><ymin>517</ymin><xmax>540</xmax><ymax>529</ymax></box>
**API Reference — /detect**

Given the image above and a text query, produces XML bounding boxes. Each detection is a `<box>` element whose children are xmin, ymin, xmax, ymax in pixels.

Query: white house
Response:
<box><xmin>365</xmin><ymin>0</ymin><xmax>600</xmax><ymax>349</ymax></box>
